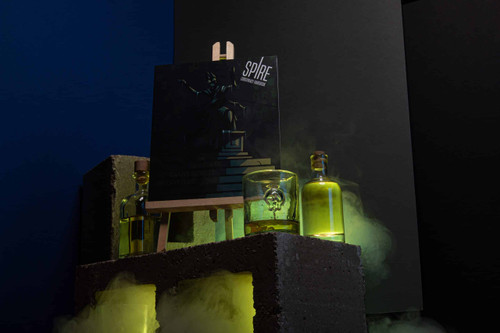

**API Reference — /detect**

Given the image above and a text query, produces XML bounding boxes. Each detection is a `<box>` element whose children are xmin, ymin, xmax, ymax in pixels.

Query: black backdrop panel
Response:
<box><xmin>173</xmin><ymin>0</ymin><xmax>422</xmax><ymax>314</ymax></box>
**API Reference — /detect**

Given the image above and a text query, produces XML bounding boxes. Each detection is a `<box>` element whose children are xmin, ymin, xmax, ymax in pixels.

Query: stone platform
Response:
<box><xmin>75</xmin><ymin>233</ymin><xmax>367</xmax><ymax>332</ymax></box>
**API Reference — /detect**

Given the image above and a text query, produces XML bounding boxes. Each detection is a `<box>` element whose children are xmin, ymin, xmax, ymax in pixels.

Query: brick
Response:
<box><xmin>75</xmin><ymin>233</ymin><xmax>367</xmax><ymax>332</ymax></box>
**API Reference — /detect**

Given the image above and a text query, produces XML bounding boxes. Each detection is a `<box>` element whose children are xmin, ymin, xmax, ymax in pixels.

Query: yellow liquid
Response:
<box><xmin>245</xmin><ymin>219</ymin><xmax>299</xmax><ymax>236</ymax></box>
<box><xmin>301</xmin><ymin>179</ymin><xmax>345</xmax><ymax>242</ymax></box>
<box><xmin>119</xmin><ymin>215</ymin><xmax>156</xmax><ymax>258</ymax></box>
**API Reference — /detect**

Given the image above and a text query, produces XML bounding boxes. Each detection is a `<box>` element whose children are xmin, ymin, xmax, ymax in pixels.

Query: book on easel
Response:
<box><xmin>148</xmin><ymin>43</ymin><xmax>281</xmax><ymax>246</ymax></box>
<box><xmin>149</xmin><ymin>51</ymin><xmax>281</xmax><ymax>203</ymax></box>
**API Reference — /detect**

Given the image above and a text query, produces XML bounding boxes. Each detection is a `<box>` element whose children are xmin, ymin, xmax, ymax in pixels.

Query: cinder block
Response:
<box><xmin>80</xmin><ymin>155</ymin><xmax>148</xmax><ymax>264</ymax></box>
<box><xmin>75</xmin><ymin>233</ymin><xmax>367</xmax><ymax>332</ymax></box>
<box><xmin>80</xmin><ymin>155</ymin><xmax>228</xmax><ymax>263</ymax></box>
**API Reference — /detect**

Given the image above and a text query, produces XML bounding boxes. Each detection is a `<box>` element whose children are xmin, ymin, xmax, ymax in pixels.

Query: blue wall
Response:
<box><xmin>0</xmin><ymin>1</ymin><xmax>173</xmax><ymax>331</ymax></box>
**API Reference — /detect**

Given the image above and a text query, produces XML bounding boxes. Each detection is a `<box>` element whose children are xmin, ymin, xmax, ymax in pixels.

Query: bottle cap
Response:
<box><xmin>311</xmin><ymin>151</ymin><xmax>328</xmax><ymax>169</ymax></box>
<box><xmin>134</xmin><ymin>160</ymin><xmax>150</xmax><ymax>172</ymax></box>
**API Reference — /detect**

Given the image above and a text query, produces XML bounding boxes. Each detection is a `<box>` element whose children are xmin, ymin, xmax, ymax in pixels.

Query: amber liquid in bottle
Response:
<box><xmin>119</xmin><ymin>160</ymin><xmax>157</xmax><ymax>258</ymax></box>
<box><xmin>244</xmin><ymin>219</ymin><xmax>300</xmax><ymax>235</ymax></box>
<box><xmin>301</xmin><ymin>151</ymin><xmax>345</xmax><ymax>242</ymax></box>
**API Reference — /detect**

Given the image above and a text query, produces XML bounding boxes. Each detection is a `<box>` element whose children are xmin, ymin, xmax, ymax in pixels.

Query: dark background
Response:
<box><xmin>403</xmin><ymin>0</ymin><xmax>500</xmax><ymax>331</ymax></box>
<box><xmin>0</xmin><ymin>0</ymin><xmax>498</xmax><ymax>331</ymax></box>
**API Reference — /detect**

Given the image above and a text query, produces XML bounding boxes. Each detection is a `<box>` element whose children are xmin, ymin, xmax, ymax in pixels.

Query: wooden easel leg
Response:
<box><xmin>156</xmin><ymin>212</ymin><xmax>171</xmax><ymax>252</ymax></box>
<box><xmin>224</xmin><ymin>208</ymin><xmax>234</xmax><ymax>240</ymax></box>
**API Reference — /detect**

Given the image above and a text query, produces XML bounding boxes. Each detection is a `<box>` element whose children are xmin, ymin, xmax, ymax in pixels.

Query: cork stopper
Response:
<box><xmin>310</xmin><ymin>151</ymin><xmax>328</xmax><ymax>169</ymax></box>
<box><xmin>134</xmin><ymin>160</ymin><xmax>149</xmax><ymax>172</ymax></box>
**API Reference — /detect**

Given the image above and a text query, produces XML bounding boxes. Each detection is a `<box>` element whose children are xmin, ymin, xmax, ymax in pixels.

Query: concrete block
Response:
<box><xmin>80</xmin><ymin>155</ymin><xmax>148</xmax><ymax>264</ymax></box>
<box><xmin>75</xmin><ymin>233</ymin><xmax>367</xmax><ymax>332</ymax></box>
<box><xmin>80</xmin><ymin>155</ymin><xmax>237</xmax><ymax>263</ymax></box>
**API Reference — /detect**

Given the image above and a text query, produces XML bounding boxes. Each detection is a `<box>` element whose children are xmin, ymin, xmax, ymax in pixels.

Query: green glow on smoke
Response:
<box><xmin>94</xmin><ymin>284</ymin><xmax>159</xmax><ymax>333</ymax></box>
<box><xmin>157</xmin><ymin>271</ymin><xmax>254</xmax><ymax>333</ymax></box>
<box><xmin>368</xmin><ymin>312</ymin><xmax>447</xmax><ymax>333</ymax></box>
<box><xmin>55</xmin><ymin>273</ymin><xmax>159</xmax><ymax>333</ymax></box>
<box><xmin>56</xmin><ymin>271</ymin><xmax>254</xmax><ymax>333</ymax></box>
<box><xmin>342</xmin><ymin>190</ymin><xmax>393</xmax><ymax>289</ymax></box>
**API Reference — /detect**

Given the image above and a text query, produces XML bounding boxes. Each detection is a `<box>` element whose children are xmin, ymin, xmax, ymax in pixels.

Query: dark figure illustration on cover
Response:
<box><xmin>178</xmin><ymin>69</ymin><xmax>246</xmax><ymax>152</ymax></box>
<box><xmin>150</xmin><ymin>56</ymin><xmax>281</xmax><ymax>200</ymax></box>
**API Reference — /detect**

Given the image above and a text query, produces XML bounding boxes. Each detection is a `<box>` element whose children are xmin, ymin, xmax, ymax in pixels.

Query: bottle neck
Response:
<box><xmin>133</xmin><ymin>170</ymin><xmax>150</xmax><ymax>194</ymax></box>
<box><xmin>136</xmin><ymin>182</ymin><xmax>149</xmax><ymax>194</ymax></box>
<box><xmin>311</xmin><ymin>167</ymin><xmax>328</xmax><ymax>180</ymax></box>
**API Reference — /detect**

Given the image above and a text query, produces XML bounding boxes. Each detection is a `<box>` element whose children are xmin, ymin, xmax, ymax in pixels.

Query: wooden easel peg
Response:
<box><xmin>212</xmin><ymin>41</ymin><xmax>234</xmax><ymax>61</ymax></box>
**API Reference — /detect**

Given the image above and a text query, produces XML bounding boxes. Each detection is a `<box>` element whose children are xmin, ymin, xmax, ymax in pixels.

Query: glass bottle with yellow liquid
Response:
<box><xmin>301</xmin><ymin>151</ymin><xmax>345</xmax><ymax>242</ymax></box>
<box><xmin>119</xmin><ymin>160</ymin><xmax>157</xmax><ymax>258</ymax></box>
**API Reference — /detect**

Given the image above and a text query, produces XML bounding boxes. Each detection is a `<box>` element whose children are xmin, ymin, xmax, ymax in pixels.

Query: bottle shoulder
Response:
<box><xmin>121</xmin><ymin>193</ymin><xmax>143</xmax><ymax>205</ymax></box>
<box><xmin>120</xmin><ymin>191</ymin><xmax>148</xmax><ymax>215</ymax></box>
<box><xmin>302</xmin><ymin>177</ymin><xmax>342</xmax><ymax>192</ymax></box>
<box><xmin>304</xmin><ymin>176</ymin><xmax>340</xmax><ymax>185</ymax></box>
<box><xmin>121</xmin><ymin>189</ymin><xmax>148</xmax><ymax>201</ymax></box>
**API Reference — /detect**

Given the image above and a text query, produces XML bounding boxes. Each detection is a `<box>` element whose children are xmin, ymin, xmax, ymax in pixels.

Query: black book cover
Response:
<box><xmin>150</xmin><ymin>56</ymin><xmax>280</xmax><ymax>200</ymax></box>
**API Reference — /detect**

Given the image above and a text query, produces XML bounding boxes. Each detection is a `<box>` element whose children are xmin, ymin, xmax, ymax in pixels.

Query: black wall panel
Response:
<box><xmin>174</xmin><ymin>0</ymin><xmax>421</xmax><ymax>314</ymax></box>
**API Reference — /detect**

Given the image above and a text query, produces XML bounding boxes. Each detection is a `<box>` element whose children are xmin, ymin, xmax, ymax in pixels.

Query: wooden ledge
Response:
<box><xmin>146</xmin><ymin>196</ymin><xmax>244</xmax><ymax>213</ymax></box>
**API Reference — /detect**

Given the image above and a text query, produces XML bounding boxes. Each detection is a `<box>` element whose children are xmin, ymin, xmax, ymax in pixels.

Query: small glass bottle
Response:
<box><xmin>301</xmin><ymin>151</ymin><xmax>345</xmax><ymax>242</ymax></box>
<box><xmin>119</xmin><ymin>160</ymin><xmax>156</xmax><ymax>258</ymax></box>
